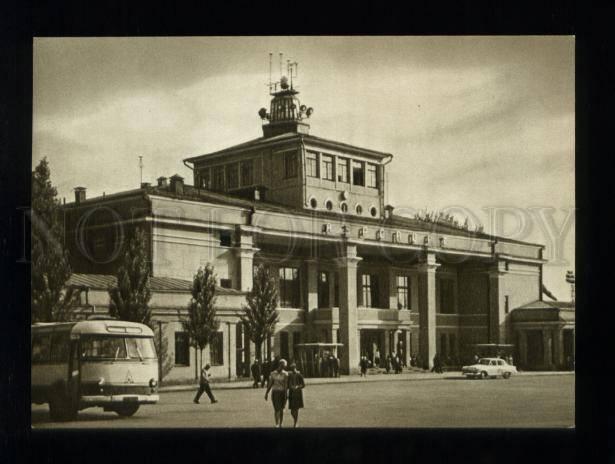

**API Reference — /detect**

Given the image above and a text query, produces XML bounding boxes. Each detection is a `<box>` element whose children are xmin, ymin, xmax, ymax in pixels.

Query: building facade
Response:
<box><xmin>62</xmin><ymin>75</ymin><xmax>567</xmax><ymax>380</ymax></box>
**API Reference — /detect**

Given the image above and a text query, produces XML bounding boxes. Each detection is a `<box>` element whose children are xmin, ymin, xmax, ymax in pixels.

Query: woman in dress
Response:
<box><xmin>287</xmin><ymin>362</ymin><xmax>305</xmax><ymax>428</ymax></box>
<box><xmin>265</xmin><ymin>358</ymin><xmax>288</xmax><ymax>428</ymax></box>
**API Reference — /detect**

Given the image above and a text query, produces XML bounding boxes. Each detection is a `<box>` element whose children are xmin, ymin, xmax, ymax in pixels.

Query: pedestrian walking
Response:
<box><xmin>287</xmin><ymin>362</ymin><xmax>305</xmax><ymax>428</ymax></box>
<box><xmin>385</xmin><ymin>354</ymin><xmax>392</xmax><ymax>374</ymax></box>
<box><xmin>193</xmin><ymin>364</ymin><xmax>218</xmax><ymax>404</ymax></box>
<box><xmin>374</xmin><ymin>349</ymin><xmax>381</xmax><ymax>368</ymax></box>
<box><xmin>251</xmin><ymin>359</ymin><xmax>261</xmax><ymax>388</ymax></box>
<box><xmin>265</xmin><ymin>358</ymin><xmax>289</xmax><ymax>428</ymax></box>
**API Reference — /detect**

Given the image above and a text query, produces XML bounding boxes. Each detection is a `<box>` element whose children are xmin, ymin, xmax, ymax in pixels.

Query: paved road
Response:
<box><xmin>31</xmin><ymin>374</ymin><xmax>574</xmax><ymax>428</ymax></box>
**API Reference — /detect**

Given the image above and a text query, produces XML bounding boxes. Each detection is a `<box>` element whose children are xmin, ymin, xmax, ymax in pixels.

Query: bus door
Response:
<box><xmin>68</xmin><ymin>338</ymin><xmax>81</xmax><ymax>403</ymax></box>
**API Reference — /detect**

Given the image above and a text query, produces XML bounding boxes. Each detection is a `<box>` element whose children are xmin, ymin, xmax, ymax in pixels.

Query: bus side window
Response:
<box><xmin>50</xmin><ymin>332</ymin><xmax>70</xmax><ymax>363</ymax></box>
<box><xmin>32</xmin><ymin>334</ymin><xmax>51</xmax><ymax>364</ymax></box>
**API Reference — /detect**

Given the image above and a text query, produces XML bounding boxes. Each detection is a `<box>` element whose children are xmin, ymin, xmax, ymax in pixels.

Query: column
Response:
<box><xmin>333</xmin><ymin>243</ymin><xmax>362</xmax><ymax>375</ymax></box>
<box><xmin>393</xmin><ymin>331</ymin><xmax>399</xmax><ymax>354</ymax></box>
<box><xmin>249</xmin><ymin>340</ymin><xmax>257</xmax><ymax>363</ymax></box>
<box><xmin>383</xmin><ymin>329</ymin><xmax>390</xmax><ymax>355</ymax></box>
<box><xmin>554</xmin><ymin>328</ymin><xmax>564</xmax><ymax>369</ymax></box>
<box><xmin>234</xmin><ymin>228</ymin><xmax>259</xmax><ymax>292</ymax></box>
<box><xmin>227</xmin><ymin>322</ymin><xmax>237</xmax><ymax>380</ymax></box>
<box><xmin>388</xmin><ymin>268</ymin><xmax>398</xmax><ymax>309</ymax></box>
<box><xmin>542</xmin><ymin>329</ymin><xmax>552</xmax><ymax>370</ymax></box>
<box><xmin>330</xmin><ymin>328</ymin><xmax>338</xmax><ymax>344</ymax></box>
<box><xmin>329</xmin><ymin>270</ymin><xmax>337</xmax><ymax>308</ymax></box>
<box><xmin>306</xmin><ymin>260</ymin><xmax>319</xmax><ymax>342</ymax></box>
<box><xmin>404</xmin><ymin>330</ymin><xmax>411</xmax><ymax>366</ymax></box>
<box><xmin>417</xmin><ymin>252</ymin><xmax>440</xmax><ymax>369</ymax></box>
<box><xmin>488</xmin><ymin>261</ymin><xmax>507</xmax><ymax>343</ymax></box>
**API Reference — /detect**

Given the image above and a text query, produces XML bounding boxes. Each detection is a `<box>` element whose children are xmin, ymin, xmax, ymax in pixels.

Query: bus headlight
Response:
<box><xmin>98</xmin><ymin>377</ymin><xmax>105</xmax><ymax>393</ymax></box>
<box><xmin>149</xmin><ymin>378</ymin><xmax>158</xmax><ymax>389</ymax></box>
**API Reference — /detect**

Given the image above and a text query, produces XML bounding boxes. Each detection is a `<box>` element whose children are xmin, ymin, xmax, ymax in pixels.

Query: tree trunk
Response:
<box><xmin>255</xmin><ymin>339</ymin><xmax>262</xmax><ymax>363</ymax></box>
<box><xmin>266</xmin><ymin>335</ymin><xmax>272</xmax><ymax>361</ymax></box>
<box><xmin>194</xmin><ymin>346</ymin><xmax>198</xmax><ymax>381</ymax></box>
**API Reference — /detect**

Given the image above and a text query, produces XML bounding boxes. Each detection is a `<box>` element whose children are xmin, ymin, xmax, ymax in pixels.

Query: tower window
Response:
<box><xmin>352</xmin><ymin>161</ymin><xmax>364</xmax><ymax>186</ymax></box>
<box><xmin>337</xmin><ymin>158</ymin><xmax>349</xmax><ymax>183</ymax></box>
<box><xmin>200</xmin><ymin>169</ymin><xmax>211</xmax><ymax>189</ymax></box>
<box><xmin>370</xmin><ymin>206</ymin><xmax>377</xmax><ymax>217</ymax></box>
<box><xmin>325</xmin><ymin>200</ymin><xmax>333</xmax><ymax>211</ymax></box>
<box><xmin>226</xmin><ymin>162</ymin><xmax>239</xmax><ymax>189</ymax></box>
<box><xmin>219</xmin><ymin>231</ymin><xmax>232</xmax><ymax>247</ymax></box>
<box><xmin>356</xmin><ymin>204</ymin><xmax>363</xmax><ymax>215</ymax></box>
<box><xmin>306</xmin><ymin>152</ymin><xmax>319</xmax><ymax>178</ymax></box>
<box><xmin>322</xmin><ymin>155</ymin><xmax>334</xmax><ymax>181</ymax></box>
<box><xmin>367</xmin><ymin>163</ymin><xmax>378</xmax><ymax>188</ymax></box>
<box><xmin>310</xmin><ymin>197</ymin><xmax>318</xmax><ymax>208</ymax></box>
<box><xmin>213</xmin><ymin>166</ymin><xmax>225</xmax><ymax>191</ymax></box>
<box><xmin>284</xmin><ymin>151</ymin><xmax>297</xmax><ymax>179</ymax></box>
<box><xmin>240</xmin><ymin>159</ymin><xmax>254</xmax><ymax>186</ymax></box>
<box><xmin>341</xmin><ymin>202</ymin><xmax>348</xmax><ymax>213</ymax></box>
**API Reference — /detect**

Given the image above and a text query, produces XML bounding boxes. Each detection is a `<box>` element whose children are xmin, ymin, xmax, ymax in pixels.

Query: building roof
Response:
<box><xmin>183</xmin><ymin>132</ymin><xmax>393</xmax><ymax>163</ymax></box>
<box><xmin>515</xmin><ymin>300</ymin><xmax>575</xmax><ymax>311</ymax></box>
<box><xmin>67</xmin><ymin>273</ymin><xmax>243</xmax><ymax>295</ymax></box>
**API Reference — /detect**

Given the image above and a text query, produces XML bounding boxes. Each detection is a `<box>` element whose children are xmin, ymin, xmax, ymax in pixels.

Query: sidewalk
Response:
<box><xmin>158</xmin><ymin>370</ymin><xmax>574</xmax><ymax>393</ymax></box>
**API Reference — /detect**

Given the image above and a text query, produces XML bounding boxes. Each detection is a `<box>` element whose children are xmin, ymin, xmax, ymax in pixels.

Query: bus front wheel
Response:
<box><xmin>114</xmin><ymin>404</ymin><xmax>140</xmax><ymax>417</ymax></box>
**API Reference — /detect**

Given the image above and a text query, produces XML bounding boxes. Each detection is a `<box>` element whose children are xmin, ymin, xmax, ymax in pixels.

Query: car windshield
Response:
<box><xmin>81</xmin><ymin>336</ymin><xmax>156</xmax><ymax>360</ymax></box>
<box><xmin>478</xmin><ymin>359</ymin><xmax>491</xmax><ymax>365</ymax></box>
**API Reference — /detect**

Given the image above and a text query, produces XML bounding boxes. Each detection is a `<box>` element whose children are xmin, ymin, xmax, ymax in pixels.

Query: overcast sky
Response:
<box><xmin>33</xmin><ymin>36</ymin><xmax>575</xmax><ymax>299</ymax></box>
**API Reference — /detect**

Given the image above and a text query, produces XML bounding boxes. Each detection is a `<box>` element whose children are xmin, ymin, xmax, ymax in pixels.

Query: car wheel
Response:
<box><xmin>480</xmin><ymin>371</ymin><xmax>488</xmax><ymax>379</ymax></box>
<box><xmin>114</xmin><ymin>404</ymin><xmax>140</xmax><ymax>417</ymax></box>
<box><xmin>502</xmin><ymin>372</ymin><xmax>511</xmax><ymax>379</ymax></box>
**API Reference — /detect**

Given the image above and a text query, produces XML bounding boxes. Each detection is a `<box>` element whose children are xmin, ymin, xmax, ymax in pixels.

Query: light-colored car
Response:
<box><xmin>461</xmin><ymin>357</ymin><xmax>517</xmax><ymax>379</ymax></box>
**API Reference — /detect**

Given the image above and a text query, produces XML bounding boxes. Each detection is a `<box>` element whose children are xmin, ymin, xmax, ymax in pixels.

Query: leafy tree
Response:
<box><xmin>182</xmin><ymin>264</ymin><xmax>220</xmax><ymax>378</ymax></box>
<box><xmin>240</xmin><ymin>264</ymin><xmax>279</xmax><ymax>363</ymax></box>
<box><xmin>108</xmin><ymin>228</ymin><xmax>152</xmax><ymax>325</ymax></box>
<box><xmin>31</xmin><ymin>158</ymin><xmax>76</xmax><ymax>322</ymax></box>
<box><xmin>152</xmin><ymin>323</ymin><xmax>174</xmax><ymax>382</ymax></box>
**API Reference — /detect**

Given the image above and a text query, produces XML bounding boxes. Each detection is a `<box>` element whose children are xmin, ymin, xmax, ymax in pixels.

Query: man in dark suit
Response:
<box><xmin>261</xmin><ymin>359</ymin><xmax>271</xmax><ymax>388</ymax></box>
<box><xmin>250</xmin><ymin>360</ymin><xmax>261</xmax><ymax>388</ymax></box>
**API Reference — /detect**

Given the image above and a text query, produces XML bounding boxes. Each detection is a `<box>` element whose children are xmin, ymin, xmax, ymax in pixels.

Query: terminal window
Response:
<box><xmin>175</xmin><ymin>332</ymin><xmax>190</xmax><ymax>366</ymax></box>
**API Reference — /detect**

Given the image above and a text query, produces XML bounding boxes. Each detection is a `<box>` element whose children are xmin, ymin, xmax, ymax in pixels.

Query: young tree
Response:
<box><xmin>31</xmin><ymin>158</ymin><xmax>76</xmax><ymax>322</ymax></box>
<box><xmin>182</xmin><ymin>264</ymin><xmax>220</xmax><ymax>379</ymax></box>
<box><xmin>108</xmin><ymin>227</ymin><xmax>175</xmax><ymax>381</ymax></box>
<box><xmin>240</xmin><ymin>264</ymin><xmax>279</xmax><ymax>363</ymax></box>
<box><xmin>108</xmin><ymin>227</ymin><xmax>152</xmax><ymax>325</ymax></box>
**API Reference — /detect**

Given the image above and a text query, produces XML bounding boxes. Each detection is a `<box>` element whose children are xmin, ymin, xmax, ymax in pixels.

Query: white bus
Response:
<box><xmin>32</xmin><ymin>319</ymin><xmax>159</xmax><ymax>421</ymax></box>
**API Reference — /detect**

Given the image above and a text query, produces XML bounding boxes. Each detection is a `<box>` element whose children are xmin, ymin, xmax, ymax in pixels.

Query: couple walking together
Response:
<box><xmin>264</xmin><ymin>359</ymin><xmax>305</xmax><ymax>428</ymax></box>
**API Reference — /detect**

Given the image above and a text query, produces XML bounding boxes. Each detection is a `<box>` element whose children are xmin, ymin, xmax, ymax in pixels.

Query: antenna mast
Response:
<box><xmin>269</xmin><ymin>52</ymin><xmax>272</xmax><ymax>92</ymax></box>
<box><xmin>279</xmin><ymin>52</ymin><xmax>283</xmax><ymax>79</ymax></box>
<box><xmin>138</xmin><ymin>155</ymin><xmax>143</xmax><ymax>186</ymax></box>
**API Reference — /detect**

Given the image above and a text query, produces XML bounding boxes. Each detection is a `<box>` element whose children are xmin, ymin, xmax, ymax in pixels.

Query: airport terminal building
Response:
<box><xmin>63</xmin><ymin>77</ymin><xmax>574</xmax><ymax>380</ymax></box>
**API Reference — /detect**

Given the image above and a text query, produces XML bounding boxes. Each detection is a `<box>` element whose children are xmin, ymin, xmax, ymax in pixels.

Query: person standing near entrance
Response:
<box><xmin>265</xmin><ymin>359</ymin><xmax>289</xmax><ymax>428</ymax></box>
<box><xmin>287</xmin><ymin>362</ymin><xmax>305</xmax><ymax>428</ymax></box>
<box><xmin>251</xmin><ymin>359</ymin><xmax>261</xmax><ymax>388</ymax></box>
<box><xmin>359</xmin><ymin>356</ymin><xmax>368</xmax><ymax>377</ymax></box>
<box><xmin>194</xmin><ymin>364</ymin><xmax>218</xmax><ymax>404</ymax></box>
<box><xmin>261</xmin><ymin>359</ymin><xmax>271</xmax><ymax>388</ymax></box>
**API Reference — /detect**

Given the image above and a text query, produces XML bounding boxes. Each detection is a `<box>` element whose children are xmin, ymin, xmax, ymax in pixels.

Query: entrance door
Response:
<box><xmin>526</xmin><ymin>330</ymin><xmax>544</xmax><ymax>370</ymax></box>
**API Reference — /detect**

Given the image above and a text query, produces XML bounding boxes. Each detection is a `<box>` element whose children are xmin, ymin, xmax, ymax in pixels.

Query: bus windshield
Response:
<box><xmin>81</xmin><ymin>336</ymin><xmax>156</xmax><ymax>361</ymax></box>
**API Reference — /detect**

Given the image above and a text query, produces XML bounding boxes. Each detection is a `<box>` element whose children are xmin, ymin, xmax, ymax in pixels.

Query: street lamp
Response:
<box><xmin>565</xmin><ymin>270</ymin><xmax>575</xmax><ymax>304</ymax></box>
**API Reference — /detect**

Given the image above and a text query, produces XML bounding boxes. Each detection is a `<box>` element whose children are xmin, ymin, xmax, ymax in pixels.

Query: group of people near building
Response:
<box><xmin>312</xmin><ymin>353</ymin><xmax>340</xmax><ymax>378</ymax></box>
<box><xmin>360</xmin><ymin>351</ymin><xmax>405</xmax><ymax>376</ymax></box>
